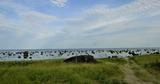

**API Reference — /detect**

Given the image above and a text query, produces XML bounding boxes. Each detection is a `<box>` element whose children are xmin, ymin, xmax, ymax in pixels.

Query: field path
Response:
<box><xmin>123</xmin><ymin>64</ymin><xmax>152</xmax><ymax>84</ymax></box>
<box><xmin>122</xmin><ymin>59</ymin><xmax>153</xmax><ymax>84</ymax></box>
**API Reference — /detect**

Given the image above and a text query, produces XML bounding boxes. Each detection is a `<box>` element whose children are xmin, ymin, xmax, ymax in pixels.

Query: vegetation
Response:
<box><xmin>129</xmin><ymin>54</ymin><xmax>160</xmax><ymax>83</ymax></box>
<box><xmin>130</xmin><ymin>54</ymin><xmax>160</xmax><ymax>65</ymax></box>
<box><xmin>0</xmin><ymin>54</ymin><xmax>160</xmax><ymax>84</ymax></box>
<box><xmin>0</xmin><ymin>59</ymin><xmax>125</xmax><ymax>84</ymax></box>
<box><xmin>98</xmin><ymin>58</ymin><xmax>127</xmax><ymax>65</ymax></box>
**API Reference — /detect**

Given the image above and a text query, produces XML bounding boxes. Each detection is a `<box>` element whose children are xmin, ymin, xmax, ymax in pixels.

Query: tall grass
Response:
<box><xmin>98</xmin><ymin>58</ymin><xmax>127</xmax><ymax>65</ymax></box>
<box><xmin>130</xmin><ymin>54</ymin><xmax>160</xmax><ymax>65</ymax></box>
<box><xmin>0</xmin><ymin>59</ymin><xmax>126</xmax><ymax>84</ymax></box>
<box><xmin>130</xmin><ymin>54</ymin><xmax>160</xmax><ymax>83</ymax></box>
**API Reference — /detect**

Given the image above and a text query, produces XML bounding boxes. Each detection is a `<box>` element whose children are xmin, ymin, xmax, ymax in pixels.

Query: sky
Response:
<box><xmin>0</xmin><ymin>0</ymin><xmax>160</xmax><ymax>49</ymax></box>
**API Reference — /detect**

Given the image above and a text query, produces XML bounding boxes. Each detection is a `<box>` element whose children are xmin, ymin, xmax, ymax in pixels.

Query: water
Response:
<box><xmin>0</xmin><ymin>48</ymin><xmax>159</xmax><ymax>61</ymax></box>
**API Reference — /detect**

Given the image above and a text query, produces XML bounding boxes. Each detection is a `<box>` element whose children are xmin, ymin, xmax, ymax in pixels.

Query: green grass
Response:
<box><xmin>129</xmin><ymin>54</ymin><xmax>160</xmax><ymax>83</ymax></box>
<box><xmin>0</xmin><ymin>54</ymin><xmax>160</xmax><ymax>84</ymax></box>
<box><xmin>130</xmin><ymin>54</ymin><xmax>160</xmax><ymax>72</ymax></box>
<box><xmin>0</xmin><ymin>59</ymin><xmax>126</xmax><ymax>84</ymax></box>
<box><xmin>98</xmin><ymin>58</ymin><xmax>127</xmax><ymax>65</ymax></box>
<box><xmin>130</xmin><ymin>54</ymin><xmax>160</xmax><ymax>65</ymax></box>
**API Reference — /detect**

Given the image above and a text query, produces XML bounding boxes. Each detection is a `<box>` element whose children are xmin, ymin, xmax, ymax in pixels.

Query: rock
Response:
<box><xmin>64</xmin><ymin>55</ymin><xmax>96</xmax><ymax>63</ymax></box>
<box><xmin>23</xmin><ymin>51</ymin><xmax>29</xmax><ymax>59</ymax></box>
<box><xmin>128</xmin><ymin>51</ymin><xmax>138</xmax><ymax>56</ymax></box>
<box><xmin>112</xmin><ymin>56</ymin><xmax>118</xmax><ymax>58</ymax></box>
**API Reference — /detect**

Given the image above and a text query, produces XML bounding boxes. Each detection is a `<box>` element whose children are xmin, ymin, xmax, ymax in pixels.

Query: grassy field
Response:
<box><xmin>129</xmin><ymin>54</ymin><xmax>160</xmax><ymax>84</ymax></box>
<box><xmin>0</xmin><ymin>54</ymin><xmax>160</xmax><ymax>84</ymax></box>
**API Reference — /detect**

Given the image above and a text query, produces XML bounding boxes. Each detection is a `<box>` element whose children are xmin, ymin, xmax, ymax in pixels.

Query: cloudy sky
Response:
<box><xmin>0</xmin><ymin>0</ymin><xmax>160</xmax><ymax>49</ymax></box>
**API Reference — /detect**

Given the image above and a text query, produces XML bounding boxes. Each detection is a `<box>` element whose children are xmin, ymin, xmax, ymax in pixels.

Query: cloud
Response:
<box><xmin>21</xmin><ymin>11</ymin><xmax>57</xmax><ymax>22</ymax></box>
<box><xmin>20</xmin><ymin>11</ymin><xmax>57</xmax><ymax>28</ymax></box>
<box><xmin>50</xmin><ymin>0</ymin><xmax>67</xmax><ymax>7</ymax></box>
<box><xmin>50</xmin><ymin>0</ymin><xmax>160</xmax><ymax>48</ymax></box>
<box><xmin>0</xmin><ymin>1</ymin><xmax>60</xmax><ymax>48</ymax></box>
<box><xmin>0</xmin><ymin>0</ymin><xmax>160</xmax><ymax>48</ymax></box>
<box><xmin>64</xmin><ymin>0</ymin><xmax>160</xmax><ymax>35</ymax></box>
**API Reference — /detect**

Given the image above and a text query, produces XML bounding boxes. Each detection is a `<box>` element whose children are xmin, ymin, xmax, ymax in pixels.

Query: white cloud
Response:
<box><xmin>63</xmin><ymin>0</ymin><xmax>160</xmax><ymax>34</ymax></box>
<box><xmin>51</xmin><ymin>0</ymin><xmax>160</xmax><ymax>48</ymax></box>
<box><xmin>21</xmin><ymin>11</ymin><xmax>57</xmax><ymax>22</ymax></box>
<box><xmin>0</xmin><ymin>1</ymin><xmax>60</xmax><ymax>48</ymax></box>
<box><xmin>20</xmin><ymin>11</ymin><xmax>57</xmax><ymax>28</ymax></box>
<box><xmin>0</xmin><ymin>0</ymin><xmax>160</xmax><ymax>48</ymax></box>
<box><xmin>50</xmin><ymin>0</ymin><xmax>67</xmax><ymax>7</ymax></box>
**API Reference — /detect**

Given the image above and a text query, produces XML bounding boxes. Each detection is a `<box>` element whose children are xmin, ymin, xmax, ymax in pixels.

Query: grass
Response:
<box><xmin>130</xmin><ymin>54</ymin><xmax>160</xmax><ymax>65</ymax></box>
<box><xmin>0</xmin><ymin>59</ymin><xmax>126</xmax><ymax>84</ymax></box>
<box><xmin>0</xmin><ymin>54</ymin><xmax>160</xmax><ymax>84</ymax></box>
<box><xmin>98</xmin><ymin>58</ymin><xmax>127</xmax><ymax>65</ymax></box>
<box><xmin>130</xmin><ymin>54</ymin><xmax>160</xmax><ymax>73</ymax></box>
<box><xmin>129</xmin><ymin>54</ymin><xmax>160</xmax><ymax>83</ymax></box>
